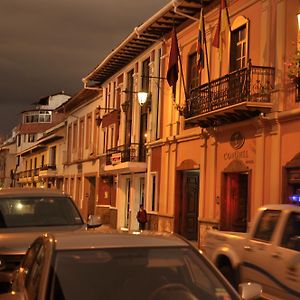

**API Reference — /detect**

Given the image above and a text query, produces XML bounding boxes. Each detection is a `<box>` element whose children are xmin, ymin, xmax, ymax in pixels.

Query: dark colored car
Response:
<box><xmin>0</xmin><ymin>188</ymin><xmax>101</xmax><ymax>292</ymax></box>
<box><xmin>0</xmin><ymin>230</ymin><xmax>261</xmax><ymax>300</ymax></box>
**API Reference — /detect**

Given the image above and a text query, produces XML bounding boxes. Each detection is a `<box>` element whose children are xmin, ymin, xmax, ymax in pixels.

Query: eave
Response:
<box><xmin>83</xmin><ymin>0</ymin><xmax>212</xmax><ymax>86</ymax></box>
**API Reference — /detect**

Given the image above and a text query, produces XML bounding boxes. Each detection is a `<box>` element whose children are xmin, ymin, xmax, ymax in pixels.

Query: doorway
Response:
<box><xmin>221</xmin><ymin>173</ymin><xmax>248</xmax><ymax>232</ymax></box>
<box><xmin>84</xmin><ymin>176</ymin><xmax>96</xmax><ymax>220</ymax></box>
<box><xmin>176</xmin><ymin>170</ymin><xmax>199</xmax><ymax>240</ymax></box>
<box><xmin>124</xmin><ymin>178</ymin><xmax>131</xmax><ymax>228</ymax></box>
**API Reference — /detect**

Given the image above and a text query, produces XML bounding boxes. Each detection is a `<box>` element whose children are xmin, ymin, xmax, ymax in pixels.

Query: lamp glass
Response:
<box><xmin>137</xmin><ymin>92</ymin><xmax>148</xmax><ymax>106</ymax></box>
<box><xmin>298</xmin><ymin>13</ymin><xmax>300</xmax><ymax>30</ymax></box>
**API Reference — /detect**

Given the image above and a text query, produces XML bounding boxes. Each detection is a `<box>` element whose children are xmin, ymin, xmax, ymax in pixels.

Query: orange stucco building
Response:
<box><xmin>81</xmin><ymin>0</ymin><xmax>300</xmax><ymax>245</ymax></box>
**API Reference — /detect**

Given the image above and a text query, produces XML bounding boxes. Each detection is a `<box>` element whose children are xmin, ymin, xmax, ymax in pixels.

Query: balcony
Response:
<box><xmin>39</xmin><ymin>165</ymin><xmax>57</xmax><ymax>177</ymax></box>
<box><xmin>184</xmin><ymin>63</ymin><xmax>275</xmax><ymax>128</ymax></box>
<box><xmin>103</xmin><ymin>143</ymin><xmax>146</xmax><ymax>174</ymax></box>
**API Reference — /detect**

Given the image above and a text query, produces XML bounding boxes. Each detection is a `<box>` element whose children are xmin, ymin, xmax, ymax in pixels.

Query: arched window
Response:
<box><xmin>230</xmin><ymin>16</ymin><xmax>249</xmax><ymax>72</ymax></box>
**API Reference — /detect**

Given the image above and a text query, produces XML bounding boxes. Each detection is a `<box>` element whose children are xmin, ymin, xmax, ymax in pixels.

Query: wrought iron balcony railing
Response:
<box><xmin>184</xmin><ymin>63</ymin><xmax>275</xmax><ymax>120</ymax></box>
<box><xmin>105</xmin><ymin>143</ymin><xmax>145</xmax><ymax>165</ymax></box>
<box><xmin>40</xmin><ymin>165</ymin><xmax>56</xmax><ymax>171</ymax></box>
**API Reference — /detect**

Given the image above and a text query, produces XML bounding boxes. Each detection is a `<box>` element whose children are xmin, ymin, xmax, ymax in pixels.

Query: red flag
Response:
<box><xmin>167</xmin><ymin>27</ymin><xmax>180</xmax><ymax>97</ymax></box>
<box><xmin>212</xmin><ymin>0</ymin><xmax>230</xmax><ymax>58</ymax></box>
<box><xmin>197</xmin><ymin>9</ymin><xmax>205</xmax><ymax>73</ymax></box>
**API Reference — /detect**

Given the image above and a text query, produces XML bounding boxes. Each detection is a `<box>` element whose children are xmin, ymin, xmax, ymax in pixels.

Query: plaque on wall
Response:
<box><xmin>230</xmin><ymin>131</ymin><xmax>245</xmax><ymax>150</ymax></box>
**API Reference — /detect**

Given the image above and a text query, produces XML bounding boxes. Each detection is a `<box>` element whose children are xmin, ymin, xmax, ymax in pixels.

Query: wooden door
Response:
<box><xmin>221</xmin><ymin>173</ymin><xmax>248</xmax><ymax>232</ymax></box>
<box><xmin>180</xmin><ymin>172</ymin><xmax>199</xmax><ymax>240</ymax></box>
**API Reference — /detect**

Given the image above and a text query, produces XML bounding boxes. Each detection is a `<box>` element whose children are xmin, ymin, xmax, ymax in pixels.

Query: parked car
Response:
<box><xmin>202</xmin><ymin>204</ymin><xmax>300</xmax><ymax>300</ymax></box>
<box><xmin>0</xmin><ymin>187</ymin><xmax>101</xmax><ymax>292</ymax></box>
<box><xmin>0</xmin><ymin>230</ymin><xmax>262</xmax><ymax>300</ymax></box>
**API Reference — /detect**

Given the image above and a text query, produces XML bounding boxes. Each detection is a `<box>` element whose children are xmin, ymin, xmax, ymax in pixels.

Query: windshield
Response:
<box><xmin>50</xmin><ymin>247</ymin><xmax>237</xmax><ymax>300</ymax></box>
<box><xmin>0</xmin><ymin>197</ymin><xmax>83</xmax><ymax>228</ymax></box>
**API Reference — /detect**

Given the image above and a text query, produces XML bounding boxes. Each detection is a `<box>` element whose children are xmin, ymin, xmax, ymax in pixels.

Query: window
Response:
<box><xmin>86</xmin><ymin>114</ymin><xmax>92</xmax><ymax>149</ymax></box>
<box><xmin>187</xmin><ymin>53</ymin><xmax>199</xmax><ymax>94</ymax></box>
<box><xmin>16</xmin><ymin>156</ymin><xmax>20</xmax><ymax>166</ymax></box>
<box><xmin>230</xmin><ymin>16</ymin><xmax>249</xmax><ymax>72</ymax></box>
<box><xmin>78</xmin><ymin>118</ymin><xmax>84</xmax><ymax>160</ymax></box>
<box><xmin>49</xmin><ymin>146</ymin><xmax>56</xmax><ymax>167</ymax></box>
<box><xmin>253</xmin><ymin>210</ymin><xmax>281</xmax><ymax>242</ymax></box>
<box><xmin>186</xmin><ymin>53</ymin><xmax>200</xmax><ymax>129</ymax></box>
<box><xmin>139</xmin><ymin>59</ymin><xmax>150</xmax><ymax>161</ymax></box>
<box><xmin>113</xmin><ymin>81</ymin><xmax>117</xmax><ymax>108</ymax></box>
<box><xmin>23</xmin><ymin>241</ymin><xmax>45</xmax><ymax>300</ymax></box>
<box><xmin>150</xmin><ymin>173</ymin><xmax>158</xmax><ymax>212</ymax></box>
<box><xmin>73</xmin><ymin>122</ymin><xmax>78</xmax><ymax>150</ymax></box>
<box><xmin>281</xmin><ymin>212</ymin><xmax>300</xmax><ymax>251</ymax></box>
<box><xmin>67</xmin><ymin>125</ymin><xmax>72</xmax><ymax>162</ymax></box>
<box><xmin>38</xmin><ymin>111</ymin><xmax>51</xmax><ymax>123</ymax></box>
<box><xmin>103</xmin><ymin>129</ymin><xmax>107</xmax><ymax>153</ymax></box>
<box><xmin>125</xmin><ymin>70</ymin><xmax>134</xmax><ymax>146</ymax></box>
<box><xmin>23</xmin><ymin>111</ymin><xmax>52</xmax><ymax>123</ymax></box>
<box><xmin>110</xmin><ymin>126</ymin><xmax>114</xmax><ymax>149</ymax></box>
<box><xmin>28</xmin><ymin>134</ymin><xmax>36</xmax><ymax>143</ymax></box>
<box><xmin>17</xmin><ymin>135</ymin><xmax>21</xmax><ymax>147</ymax></box>
<box><xmin>105</xmin><ymin>84</ymin><xmax>111</xmax><ymax>113</ymax></box>
<box><xmin>141</xmin><ymin>58</ymin><xmax>150</xmax><ymax>93</ymax></box>
<box><xmin>139</xmin><ymin>177</ymin><xmax>145</xmax><ymax>206</ymax></box>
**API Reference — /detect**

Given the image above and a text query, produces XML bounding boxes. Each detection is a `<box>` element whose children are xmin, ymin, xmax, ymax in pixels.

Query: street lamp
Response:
<box><xmin>137</xmin><ymin>92</ymin><xmax>148</xmax><ymax>106</ymax></box>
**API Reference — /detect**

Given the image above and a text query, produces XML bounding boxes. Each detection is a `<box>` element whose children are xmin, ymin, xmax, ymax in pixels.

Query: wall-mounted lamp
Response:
<box><xmin>137</xmin><ymin>92</ymin><xmax>148</xmax><ymax>106</ymax></box>
<box><xmin>95</xmin><ymin>105</ymin><xmax>116</xmax><ymax>127</ymax></box>
<box><xmin>297</xmin><ymin>12</ymin><xmax>300</xmax><ymax>30</ymax></box>
<box><xmin>95</xmin><ymin>115</ymin><xmax>102</xmax><ymax>127</ymax></box>
<box><xmin>121</xmin><ymin>100</ymin><xmax>130</xmax><ymax>113</ymax></box>
<box><xmin>122</xmin><ymin>89</ymin><xmax>150</xmax><ymax>108</ymax></box>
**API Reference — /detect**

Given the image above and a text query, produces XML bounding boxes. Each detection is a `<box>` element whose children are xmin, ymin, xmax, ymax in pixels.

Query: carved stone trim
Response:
<box><xmin>224</xmin><ymin>159</ymin><xmax>249</xmax><ymax>173</ymax></box>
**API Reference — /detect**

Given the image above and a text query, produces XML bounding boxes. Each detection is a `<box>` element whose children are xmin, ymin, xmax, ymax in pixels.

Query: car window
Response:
<box><xmin>253</xmin><ymin>210</ymin><xmax>281</xmax><ymax>242</ymax></box>
<box><xmin>25</xmin><ymin>243</ymin><xmax>47</xmax><ymax>300</ymax></box>
<box><xmin>0</xmin><ymin>196</ymin><xmax>83</xmax><ymax>227</ymax></box>
<box><xmin>13</xmin><ymin>241</ymin><xmax>42</xmax><ymax>295</ymax></box>
<box><xmin>281</xmin><ymin>212</ymin><xmax>300</xmax><ymax>251</ymax></box>
<box><xmin>49</xmin><ymin>247</ymin><xmax>238</xmax><ymax>300</ymax></box>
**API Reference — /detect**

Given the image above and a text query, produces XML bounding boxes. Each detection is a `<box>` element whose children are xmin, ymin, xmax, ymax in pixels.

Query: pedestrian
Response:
<box><xmin>136</xmin><ymin>204</ymin><xmax>147</xmax><ymax>230</ymax></box>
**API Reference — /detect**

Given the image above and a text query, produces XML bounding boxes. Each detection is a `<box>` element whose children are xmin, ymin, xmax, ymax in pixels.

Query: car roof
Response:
<box><xmin>48</xmin><ymin>230</ymin><xmax>190</xmax><ymax>251</ymax></box>
<box><xmin>0</xmin><ymin>187</ymin><xmax>69</xmax><ymax>198</ymax></box>
<box><xmin>260</xmin><ymin>204</ymin><xmax>300</xmax><ymax>212</ymax></box>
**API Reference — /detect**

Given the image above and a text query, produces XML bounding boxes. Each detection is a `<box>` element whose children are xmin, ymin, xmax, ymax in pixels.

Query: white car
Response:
<box><xmin>202</xmin><ymin>204</ymin><xmax>300</xmax><ymax>300</ymax></box>
<box><xmin>0</xmin><ymin>188</ymin><xmax>101</xmax><ymax>292</ymax></box>
<box><xmin>1</xmin><ymin>230</ymin><xmax>262</xmax><ymax>300</ymax></box>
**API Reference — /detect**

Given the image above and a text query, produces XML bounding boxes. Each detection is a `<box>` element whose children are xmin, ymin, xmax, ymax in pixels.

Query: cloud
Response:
<box><xmin>0</xmin><ymin>0</ymin><xmax>169</xmax><ymax>135</ymax></box>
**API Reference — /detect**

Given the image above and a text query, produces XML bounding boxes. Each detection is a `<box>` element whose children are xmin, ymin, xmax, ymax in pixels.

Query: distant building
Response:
<box><xmin>15</xmin><ymin>92</ymin><xmax>70</xmax><ymax>187</ymax></box>
<box><xmin>59</xmin><ymin>88</ymin><xmax>102</xmax><ymax>220</ymax></box>
<box><xmin>0</xmin><ymin>128</ymin><xmax>17</xmax><ymax>187</ymax></box>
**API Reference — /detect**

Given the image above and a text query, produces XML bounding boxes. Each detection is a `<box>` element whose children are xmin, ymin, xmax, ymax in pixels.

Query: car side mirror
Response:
<box><xmin>238</xmin><ymin>282</ymin><xmax>262</xmax><ymax>300</ymax></box>
<box><xmin>87</xmin><ymin>215</ymin><xmax>102</xmax><ymax>229</ymax></box>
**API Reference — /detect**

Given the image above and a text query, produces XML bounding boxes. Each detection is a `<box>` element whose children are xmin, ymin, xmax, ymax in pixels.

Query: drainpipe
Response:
<box><xmin>172</xmin><ymin>0</ymin><xmax>198</xmax><ymax>22</ymax></box>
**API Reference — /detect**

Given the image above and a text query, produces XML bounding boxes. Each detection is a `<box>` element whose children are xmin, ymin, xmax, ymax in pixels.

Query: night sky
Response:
<box><xmin>0</xmin><ymin>0</ymin><xmax>169</xmax><ymax>137</ymax></box>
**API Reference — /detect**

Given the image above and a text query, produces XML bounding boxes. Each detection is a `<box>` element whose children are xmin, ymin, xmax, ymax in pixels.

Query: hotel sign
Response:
<box><xmin>111</xmin><ymin>153</ymin><xmax>122</xmax><ymax>165</ymax></box>
<box><xmin>230</xmin><ymin>131</ymin><xmax>245</xmax><ymax>150</ymax></box>
<box><xmin>224</xmin><ymin>131</ymin><xmax>248</xmax><ymax>161</ymax></box>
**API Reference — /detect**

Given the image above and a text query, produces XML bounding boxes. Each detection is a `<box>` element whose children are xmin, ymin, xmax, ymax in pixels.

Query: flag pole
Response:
<box><xmin>202</xmin><ymin>8</ymin><xmax>211</xmax><ymax>85</ymax></box>
<box><xmin>201</xmin><ymin>1</ymin><xmax>212</xmax><ymax>107</ymax></box>
<box><xmin>178</xmin><ymin>43</ymin><xmax>188</xmax><ymax>104</ymax></box>
<box><xmin>225</xmin><ymin>0</ymin><xmax>231</xmax><ymax>33</ymax></box>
